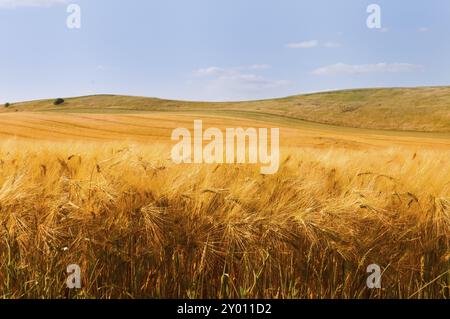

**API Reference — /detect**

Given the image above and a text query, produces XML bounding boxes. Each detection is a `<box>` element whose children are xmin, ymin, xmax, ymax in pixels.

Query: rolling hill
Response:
<box><xmin>2</xmin><ymin>86</ymin><xmax>450</xmax><ymax>133</ymax></box>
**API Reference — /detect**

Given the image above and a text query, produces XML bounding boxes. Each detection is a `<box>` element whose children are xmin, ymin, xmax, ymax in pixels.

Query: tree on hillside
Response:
<box><xmin>54</xmin><ymin>98</ymin><xmax>65</xmax><ymax>106</ymax></box>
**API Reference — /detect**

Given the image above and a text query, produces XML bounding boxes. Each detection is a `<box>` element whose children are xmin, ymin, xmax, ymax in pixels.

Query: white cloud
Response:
<box><xmin>311</xmin><ymin>63</ymin><xmax>422</xmax><ymax>76</ymax></box>
<box><xmin>192</xmin><ymin>65</ymin><xmax>289</xmax><ymax>100</ymax></box>
<box><xmin>0</xmin><ymin>0</ymin><xmax>67</xmax><ymax>8</ymax></box>
<box><xmin>286</xmin><ymin>40</ymin><xmax>341</xmax><ymax>49</ymax></box>
<box><xmin>194</xmin><ymin>64</ymin><xmax>272</xmax><ymax>76</ymax></box>
<box><xmin>323</xmin><ymin>41</ymin><xmax>341</xmax><ymax>48</ymax></box>
<box><xmin>194</xmin><ymin>66</ymin><xmax>225</xmax><ymax>76</ymax></box>
<box><xmin>212</xmin><ymin>73</ymin><xmax>288</xmax><ymax>91</ymax></box>
<box><xmin>286</xmin><ymin>40</ymin><xmax>319</xmax><ymax>49</ymax></box>
<box><xmin>248</xmin><ymin>64</ymin><xmax>272</xmax><ymax>70</ymax></box>
<box><xmin>418</xmin><ymin>27</ymin><xmax>430</xmax><ymax>33</ymax></box>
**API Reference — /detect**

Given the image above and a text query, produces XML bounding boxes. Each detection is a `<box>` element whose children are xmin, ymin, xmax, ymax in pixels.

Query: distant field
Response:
<box><xmin>0</xmin><ymin>112</ymin><xmax>449</xmax><ymax>150</ymax></box>
<box><xmin>2</xmin><ymin>86</ymin><xmax>450</xmax><ymax>132</ymax></box>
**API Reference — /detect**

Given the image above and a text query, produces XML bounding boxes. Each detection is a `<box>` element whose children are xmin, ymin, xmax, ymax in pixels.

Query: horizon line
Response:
<box><xmin>5</xmin><ymin>84</ymin><xmax>450</xmax><ymax>105</ymax></box>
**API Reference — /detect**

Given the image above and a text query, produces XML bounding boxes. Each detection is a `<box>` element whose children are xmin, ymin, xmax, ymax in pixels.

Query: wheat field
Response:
<box><xmin>0</xmin><ymin>108</ymin><xmax>448</xmax><ymax>298</ymax></box>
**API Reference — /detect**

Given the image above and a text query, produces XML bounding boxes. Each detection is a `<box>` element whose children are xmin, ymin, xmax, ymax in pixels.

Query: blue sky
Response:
<box><xmin>1</xmin><ymin>0</ymin><xmax>450</xmax><ymax>102</ymax></box>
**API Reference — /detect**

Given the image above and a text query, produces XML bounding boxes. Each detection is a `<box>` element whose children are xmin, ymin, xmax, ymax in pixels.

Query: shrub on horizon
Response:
<box><xmin>54</xmin><ymin>98</ymin><xmax>65</xmax><ymax>106</ymax></box>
